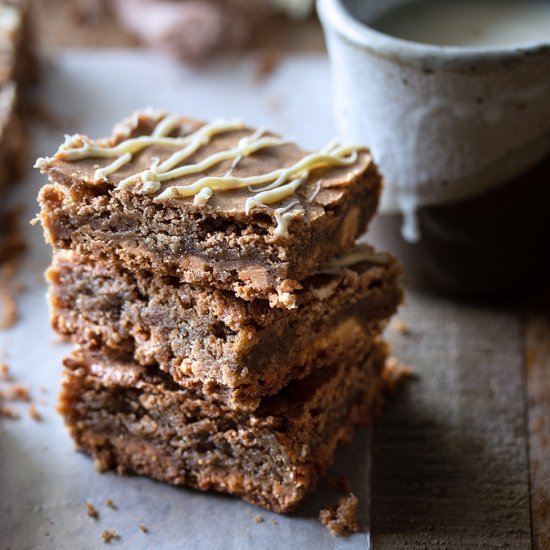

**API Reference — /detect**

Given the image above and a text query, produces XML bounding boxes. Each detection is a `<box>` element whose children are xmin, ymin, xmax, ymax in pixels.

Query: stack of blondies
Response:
<box><xmin>0</xmin><ymin>0</ymin><xmax>35</xmax><ymax>198</ymax></box>
<box><xmin>36</xmin><ymin>111</ymin><xmax>402</xmax><ymax>513</ymax></box>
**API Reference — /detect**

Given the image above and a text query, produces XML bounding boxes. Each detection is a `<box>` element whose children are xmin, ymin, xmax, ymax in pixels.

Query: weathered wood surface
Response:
<box><xmin>526</xmin><ymin>305</ymin><xmax>550</xmax><ymax>550</ymax></box>
<box><xmin>373</xmin><ymin>290</ymin><xmax>532</xmax><ymax>549</ymax></box>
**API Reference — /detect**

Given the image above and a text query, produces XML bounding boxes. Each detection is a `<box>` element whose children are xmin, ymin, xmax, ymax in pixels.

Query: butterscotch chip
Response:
<box><xmin>319</xmin><ymin>493</ymin><xmax>359</xmax><ymax>537</ymax></box>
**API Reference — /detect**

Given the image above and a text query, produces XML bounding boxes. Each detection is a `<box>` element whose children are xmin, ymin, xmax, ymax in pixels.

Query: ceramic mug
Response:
<box><xmin>317</xmin><ymin>0</ymin><xmax>550</xmax><ymax>298</ymax></box>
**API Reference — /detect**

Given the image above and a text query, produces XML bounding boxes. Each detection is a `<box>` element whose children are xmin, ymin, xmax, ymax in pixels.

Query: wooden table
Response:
<box><xmin>34</xmin><ymin>5</ymin><xmax>550</xmax><ymax>548</ymax></box>
<box><xmin>378</xmin><ymin>291</ymin><xmax>549</xmax><ymax>549</ymax></box>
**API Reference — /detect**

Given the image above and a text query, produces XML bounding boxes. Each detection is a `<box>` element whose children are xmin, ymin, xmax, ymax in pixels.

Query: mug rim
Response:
<box><xmin>317</xmin><ymin>0</ymin><xmax>550</xmax><ymax>65</ymax></box>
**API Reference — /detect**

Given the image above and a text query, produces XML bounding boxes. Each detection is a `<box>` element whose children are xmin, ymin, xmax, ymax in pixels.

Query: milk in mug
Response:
<box><xmin>372</xmin><ymin>0</ymin><xmax>550</xmax><ymax>48</ymax></box>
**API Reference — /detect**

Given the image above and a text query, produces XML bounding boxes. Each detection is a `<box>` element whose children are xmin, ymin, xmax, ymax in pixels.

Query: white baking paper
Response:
<box><xmin>0</xmin><ymin>50</ymin><xmax>371</xmax><ymax>549</ymax></box>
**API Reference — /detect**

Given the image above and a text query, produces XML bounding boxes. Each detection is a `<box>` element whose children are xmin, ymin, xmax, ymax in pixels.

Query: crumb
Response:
<box><xmin>138</xmin><ymin>524</ymin><xmax>148</xmax><ymax>534</ymax></box>
<box><xmin>253</xmin><ymin>515</ymin><xmax>264</xmax><ymax>524</ymax></box>
<box><xmin>272</xmin><ymin>519</ymin><xmax>278</xmax><ymax>525</ymax></box>
<box><xmin>105</xmin><ymin>498</ymin><xmax>116</xmax><ymax>509</ymax></box>
<box><xmin>29</xmin><ymin>404</ymin><xmax>42</xmax><ymax>421</ymax></box>
<box><xmin>392</xmin><ymin>318</ymin><xmax>410</xmax><ymax>335</ymax></box>
<box><xmin>86</xmin><ymin>502</ymin><xmax>99</xmax><ymax>519</ymax></box>
<box><xmin>6</xmin><ymin>384</ymin><xmax>30</xmax><ymax>402</ymax></box>
<box><xmin>102</xmin><ymin>530</ymin><xmax>118</xmax><ymax>543</ymax></box>
<box><xmin>383</xmin><ymin>356</ymin><xmax>416</xmax><ymax>393</ymax></box>
<box><xmin>0</xmin><ymin>363</ymin><xmax>11</xmax><ymax>380</ymax></box>
<box><xmin>255</xmin><ymin>49</ymin><xmax>282</xmax><ymax>82</ymax></box>
<box><xmin>0</xmin><ymin>405</ymin><xmax>19</xmax><ymax>419</ymax></box>
<box><xmin>319</xmin><ymin>493</ymin><xmax>359</xmax><ymax>537</ymax></box>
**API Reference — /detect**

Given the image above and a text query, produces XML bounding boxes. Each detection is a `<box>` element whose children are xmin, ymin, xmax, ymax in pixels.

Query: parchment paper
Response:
<box><xmin>0</xmin><ymin>51</ymin><xmax>372</xmax><ymax>550</ymax></box>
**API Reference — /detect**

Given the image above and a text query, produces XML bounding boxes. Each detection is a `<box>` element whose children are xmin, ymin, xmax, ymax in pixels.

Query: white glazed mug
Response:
<box><xmin>318</xmin><ymin>0</ymin><xmax>550</xmax><ymax>297</ymax></box>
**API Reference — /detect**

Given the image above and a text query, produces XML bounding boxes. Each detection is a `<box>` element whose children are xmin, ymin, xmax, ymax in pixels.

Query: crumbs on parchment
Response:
<box><xmin>255</xmin><ymin>49</ymin><xmax>282</xmax><ymax>82</ymax></box>
<box><xmin>383</xmin><ymin>356</ymin><xmax>415</xmax><ymax>394</ymax></box>
<box><xmin>102</xmin><ymin>530</ymin><xmax>119</xmax><ymax>543</ymax></box>
<box><xmin>28</xmin><ymin>404</ymin><xmax>42</xmax><ymax>421</ymax></box>
<box><xmin>0</xmin><ymin>363</ymin><xmax>11</xmax><ymax>380</ymax></box>
<box><xmin>6</xmin><ymin>383</ymin><xmax>30</xmax><ymax>402</ymax></box>
<box><xmin>138</xmin><ymin>524</ymin><xmax>149</xmax><ymax>534</ymax></box>
<box><xmin>86</xmin><ymin>502</ymin><xmax>99</xmax><ymax>519</ymax></box>
<box><xmin>0</xmin><ymin>405</ymin><xmax>19</xmax><ymax>419</ymax></box>
<box><xmin>319</xmin><ymin>493</ymin><xmax>359</xmax><ymax>537</ymax></box>
<box><xmin>391</xmin><ymin>318</ymin><xmax>410</xmax><ymax>335</ymax></box>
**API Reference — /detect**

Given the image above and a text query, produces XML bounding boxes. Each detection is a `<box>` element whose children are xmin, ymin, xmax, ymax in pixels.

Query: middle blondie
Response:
<box><xmin>48</xmin><ymin>245</ymin><xmax>401</xmax><ymax>410</ymax></box>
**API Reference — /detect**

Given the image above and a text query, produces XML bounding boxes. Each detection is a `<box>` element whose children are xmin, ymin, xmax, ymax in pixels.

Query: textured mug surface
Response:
<box><xmin>317</xmin><ymin>0</ymin><xmax>550</xmax><ymax>242</ymax></box>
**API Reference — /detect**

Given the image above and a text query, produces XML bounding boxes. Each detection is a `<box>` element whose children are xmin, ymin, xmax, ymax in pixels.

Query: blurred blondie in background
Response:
<box><xmin>37</xmin><ymin>0</ymin><xmax>321</xmax><ymax>58</ymax></box>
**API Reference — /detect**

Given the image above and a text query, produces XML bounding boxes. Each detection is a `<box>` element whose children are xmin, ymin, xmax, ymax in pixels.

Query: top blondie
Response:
<box><xmin>37</xmin><ymin>110</ymin><xmax>381</xmax><ymax>307</ymax></box>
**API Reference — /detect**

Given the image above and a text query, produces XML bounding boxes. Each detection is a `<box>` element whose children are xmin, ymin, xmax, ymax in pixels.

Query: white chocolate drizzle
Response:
<box><xmin>194</xmin><ymin>187</ymin><xmax>213</xmax><ymax>206</ymax></box>
<box><xmin>39</xmin><ymin>114</ymin><xmax>365</xmax><ymax>239</ymax></box>
<box><xmin>94</xmin><ymin>152</ymin><xmax>132</xmax><ymax>181</ymax></box>
<box><xmin>274</xmin><ymin>200</ymin><xmax>302</xmax><ymax>238</ymax></box>
<box><xmin>308</xmin><ymin>179</ymin><xmax>323</xmax><ymax>203</ymax></box>
<box><xmin>225</xmin><ymin>127</ymin><xmax>265</xmax><ymax>177</ymax></box>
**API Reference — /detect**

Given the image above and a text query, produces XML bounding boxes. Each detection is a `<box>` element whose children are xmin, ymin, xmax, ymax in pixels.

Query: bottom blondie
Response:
<box><xmin>59</xmin><ymin>343</ymin><xmax>388</xmax><ymax>513</ymax></box>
